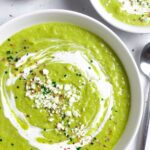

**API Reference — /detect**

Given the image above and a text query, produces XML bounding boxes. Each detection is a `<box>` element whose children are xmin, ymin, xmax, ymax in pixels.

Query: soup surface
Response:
<box><xmin>0</xmin><ymin>23</ymin><xmax>130</xmax><ymax>150</ymax></box>
<box><xmin>99</xmin><ymin>0</ymin><xmax>150</xmax><ymax>26</ymax></box>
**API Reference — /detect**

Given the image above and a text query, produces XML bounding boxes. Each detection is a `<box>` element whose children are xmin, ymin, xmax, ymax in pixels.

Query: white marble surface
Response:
<box><xmin>0</xmin><ymin>0</ymin><xmax>149</xmax><ymax>149</ymax></box>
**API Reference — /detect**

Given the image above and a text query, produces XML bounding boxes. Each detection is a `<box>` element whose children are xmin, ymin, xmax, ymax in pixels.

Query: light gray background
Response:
<box><xmin>0</xmin><ymin>0</ymin><xmax>149</xmax><ymax>149</ymax></box>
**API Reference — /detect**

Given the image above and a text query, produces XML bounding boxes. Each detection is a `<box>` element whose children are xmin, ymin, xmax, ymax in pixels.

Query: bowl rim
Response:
<box><xmin>0</xmin><ymin>9</ymin><xmax>143</xmax><ymax>149</ymax></box>
<box><xmin>89</xmin><ymin>0</ymin><xmax>150</xmax><ymax>33</ymax></box>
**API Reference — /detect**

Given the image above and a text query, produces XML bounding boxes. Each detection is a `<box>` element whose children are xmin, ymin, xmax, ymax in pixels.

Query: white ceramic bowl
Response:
<box><xmin>0</xmin><ymin>9</ymin><xmax>143</xmax><ymax>149</ymax></box>
<box><xmin>90</xmin><ymin>0</ymin><xmax>150</xmax><ymax>33</ymax></box>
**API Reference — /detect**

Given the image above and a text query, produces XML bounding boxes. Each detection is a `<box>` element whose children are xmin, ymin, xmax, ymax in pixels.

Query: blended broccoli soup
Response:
<box><xmin>99</xmin><ymin>0</ymin><xmax>150</xmax><ymax>26</ymax></box>
<box><xmin>0</xmin><ymin>23</ymin><xmax>130</xmax><ymax>150</ymax></box>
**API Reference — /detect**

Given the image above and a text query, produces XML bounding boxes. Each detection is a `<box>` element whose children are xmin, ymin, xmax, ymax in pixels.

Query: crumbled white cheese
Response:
<box><xmin>34</xmin><ymin>77</ymin><xmax>40</xmax><ymax>82</ymax></box>
<box><xmin>64</xmin><ymin>84</ymin><xmax>71</xmax><ymax>91</ymax></box>
<box><xmin>65</xmin><ymin>111</ymin><xmax>72</xmax><ymax>117</ymax></box>
<box><xmin>118</xmin><ymin>0</ymin><xmax>150</xmax><ymax>14</ymax></box>
<box><xmin>43</xmin><ymin>69</ymin><xmax>49</xmax><ymax>75</ymax></box>
<box><xmin>31</xmin><ymin>84</ymin><xmax>36</xmax><ymax>89</ymax></box>
<box><xmin>73</xmin><ymin>110</ymin><xmax>80</xmax><ymax>118</ymax></box>
<box><xmin>69</xmin><ymin>97</ymin><xmax>76</xmax><ymax>106</ymax></box>
<box><xmin>48</xmin><ymin>118</ymin><xmax>54</xmax><ymax>122</ymax></box>
<box><xmin>57</xmin><ymin>123</ymin><xmax>65</xmax><ymax>130</ymax></box>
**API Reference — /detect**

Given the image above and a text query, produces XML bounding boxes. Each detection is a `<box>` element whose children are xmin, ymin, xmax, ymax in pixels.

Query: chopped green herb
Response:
<box><xmin>64</xmin><ymin>74</ymin><xmax>67</xmax><ymax>77</ymax></box>
<box><xmin>11</xmin><ymin>143</ymin><xmax>14</xmax><ymax>146</ymax></box>
<box><xmin>62</xmin><ymin>114</ymin><xmax>66</xmax><ymax>120</ymax></box>
<box><xmin>6</xmin><ymin>51</ymin><xmax>11</xmax><ymax>54</ymax></box>
<box><xmin>41</xmin><ymin>85</ymin><xmax>51</xmax><ymax>95</ymax></box>
<box><xmin>15</xmin><ymin>57</ymin><xmax>19</xmax><ymax>62</ymax></box>
<box><xmin>76</xmin><ymin>147</ymin><xmax>81</xmax><ymax>150</ymax></box>
<box><xmin>52</xmin><ymin>81</ymin><xmax>57</xmax><ymax>87</ymax></box>
<box><xmin>7</xmin><ymin>56</ymin><xmax>13</xmax><ymax>61</ymax></box>
<box><xmin>0</xmin><ymin>138</ymin><xmax>2</xmax><ymax>142</ymax></box>
<box><xmin>26</xmin><ymin>114</ymin><xmax>30</xmax><ymax>118</ymax></box>
<box><xmin>76</xmin><ymin>73</ymin><xmax>82</xmax><ymax>77</ymax></box>
<box><xmin>93</xmin><ymin>137</ymin><xmax>97</xmax><ymax>140</ymax></box>
<box><xmin>90</xmin><ymin>142</ymin><xmax>94</xmax><ymax>145</ymax></box>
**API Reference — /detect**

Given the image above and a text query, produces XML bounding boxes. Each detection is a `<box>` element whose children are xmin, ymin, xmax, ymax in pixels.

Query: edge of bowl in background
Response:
<box><xmin>90</xmin><ymin>0</ymin><xmax>150</xmax><ymax>33</ymax></box>
<box><xmin>0</xmin><ymin>9</ymin><xmax>143</xmax><ymax>149</ymax></box>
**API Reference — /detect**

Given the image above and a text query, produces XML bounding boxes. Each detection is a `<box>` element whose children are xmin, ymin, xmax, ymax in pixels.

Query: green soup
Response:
<box><xmin>0</xmin><ymin>23</ymin><xmax>130</xmax><ymax>150</ymax></box>
<box><xmin>99</xmin><ymin>0</ymin><xmax>150</xmax><ymax>26</ymax></box>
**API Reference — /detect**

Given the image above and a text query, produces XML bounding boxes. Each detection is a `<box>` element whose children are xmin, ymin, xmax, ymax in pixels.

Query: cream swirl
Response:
<box><xmin>0</xmin><ymin>39</ymin><xmax>114</xmax><ymax>150</ymax></box>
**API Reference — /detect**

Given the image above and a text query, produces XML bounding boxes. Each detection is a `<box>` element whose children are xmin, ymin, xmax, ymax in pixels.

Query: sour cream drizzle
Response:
<box><xmin>0</xmin><ymin>39</ymin><xmax>114</xmax><ymax>150</ymax></box>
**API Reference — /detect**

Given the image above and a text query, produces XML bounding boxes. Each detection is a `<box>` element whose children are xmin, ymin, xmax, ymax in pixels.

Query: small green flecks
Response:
<box><xmin>64</xmin><ymin>74</ymin><xmax>67</xmax><ymax>77</ymax></box>
<box><xmin>7</xmin><ymin>38</ymin><xmax>11</xmax><ymax>41</ymax></box>
<box><xmin>5</xmin><ymin>71</ymin><xmax>8</xmax><ymax>74</ymax></box>
<box><xmin>17</xmin><ymin>86</ymin><xmax>20</xmax><ymax>89</ymax></box>
<box><xmin>76</xmin><ymin>73</ymin><xmax>82</xmax><ymax>77</ymax></box>
<box><xmin>41</xmin><ymin>85</ymin><xmax>51</xmax><ymax>95</ymax></box>
<box><xmin>90</xmin><ymin>142</ymin><xmax>94</xmax><ymax>145</ymax></box>
<box><xmin>9</xmin><ymin>43</ymin><xmax>13</xmax><ymax>47</ymax></box>
<box><xmin>90</xmin><ymin>60</ymin><xmax>93</xmax><ymax>63</ymax></box>
<box><xmin>6</xmin><ymin>51</ymin><xmax>11</xmax><ymax>54</ymax></box>
<box><xmin>7</xmin><ymin>56</ymin><xmax>13</xmax><ymax>61</ymax></box>
<box><xmin>103</xmin><ymin>144</ymin><xmax>106</xmax><ymax>148</ymax></box>
<box><xmin>11</xmin><ymin>143</ymin><xmax>14</xmax><ymax>146</ymax></box>
<box><xmin>14</xmin><ymin>57</ymin><xmax>19</xmax><ymax>62</ymax></box>
<box><xmin>0</xmin><ymin>138</ymin><xmax>2</xmax><ymax>142</ymax></box>
<box><xmin>62</xmin><ymin>114</ymin><xmax>66</xmax><ymax>120</ymax></box>
<box><xmin>26</xmin><ymin>114</ymin><xmax>30</xmax><ymax>118</ymax></box>
<box><xmin>76</xmin><ymin>147</ymin><xmax>81</xmax><ymax>150</ymax></box>
<box><xmin>52</xmin><ymin>81</ymin><xmax>57</xmax><ymax>87</ymax></box>
<box><xmin>93</xmin><ymin>137</ymin><xmax>97</xmax><ymax>140</ymax></box>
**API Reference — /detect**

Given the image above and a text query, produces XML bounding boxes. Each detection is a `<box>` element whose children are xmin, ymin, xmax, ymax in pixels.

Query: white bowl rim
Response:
<box><xmin>90</xmin><ymin>0</ymin><xmax>150</xmax><ymax>33</ymax></box>
<box><xmin>0</xmin><ymin>9</ymin><xmax>143</xmax><ymax>149</ymax></box>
